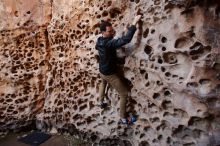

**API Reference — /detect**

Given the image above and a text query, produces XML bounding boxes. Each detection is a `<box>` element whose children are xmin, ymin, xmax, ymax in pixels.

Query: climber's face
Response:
<box><xmin>103</xmin><ymin>26</ymin><xmax>115</xmax><ymax>38</ymax></box>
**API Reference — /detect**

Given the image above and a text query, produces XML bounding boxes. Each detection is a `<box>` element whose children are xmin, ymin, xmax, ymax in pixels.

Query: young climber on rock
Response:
<box><xmin>95</xmin><ymin>15</ymin><xmax>142</xmax><ymax>125</ymax></box>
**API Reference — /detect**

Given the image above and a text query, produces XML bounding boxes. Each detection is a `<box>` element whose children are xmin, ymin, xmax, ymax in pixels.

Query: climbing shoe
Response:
<box><xmin>118</xmin><ymin>118</ymin><xmax>129</xmax><ymax>125</ymax></box>
<box><xmin>128</xmin><ymin>116</ymin><xmax>137</xmax><ymax>124</ymax></box>
<box><xmin>98</xmin><ymin>102</ymin><xmax>108</xmax><ymax>109</ymax></box>
<box><xmin>119</xmin><ymin>116</ymin><xmax>137</xmax><ymax>125</ymax></box>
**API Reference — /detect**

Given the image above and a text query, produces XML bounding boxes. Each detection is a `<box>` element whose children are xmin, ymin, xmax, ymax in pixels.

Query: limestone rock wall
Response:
<box><xmin>0</xmin><ymin>0</ymin><xmax>220</xmax><ymax>145</ymax></box>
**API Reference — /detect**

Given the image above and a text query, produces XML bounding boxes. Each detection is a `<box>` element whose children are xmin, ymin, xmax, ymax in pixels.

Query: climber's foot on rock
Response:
<box><xmin>98</xmin><ymin>102</ymin><xmax>108</xmax><ymax>109</ymax></box>
<box><xmin>118</xmin><ymin>115</ymin><xmax>137</xmax><ymax>126</ymax></box>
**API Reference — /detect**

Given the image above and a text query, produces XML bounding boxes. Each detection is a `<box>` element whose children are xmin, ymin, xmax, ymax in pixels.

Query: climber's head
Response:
<box><xmin>100</xmin><ymin>20</ymin><xmax>115</xmax><ymax>38</ymax></box>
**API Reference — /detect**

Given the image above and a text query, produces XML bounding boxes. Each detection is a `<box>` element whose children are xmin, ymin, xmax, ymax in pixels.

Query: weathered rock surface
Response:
<box><xmin>0</xmin><ymin>0</ymin><xmax>220</xmax><ymax>145</ymax></box>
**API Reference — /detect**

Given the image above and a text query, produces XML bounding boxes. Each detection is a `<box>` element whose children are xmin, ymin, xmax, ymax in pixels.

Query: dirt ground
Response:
<box><xmin>0</xmin><ymin>132</ymin><xmax>91</xmax><ymax>146</ymax></box>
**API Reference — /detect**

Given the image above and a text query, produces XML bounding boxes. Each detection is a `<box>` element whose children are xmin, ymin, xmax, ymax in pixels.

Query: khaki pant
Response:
<box><xmin>99</xmin><ymin>73</ymin><xmax>128</xmax><ymax>118</ymax></box>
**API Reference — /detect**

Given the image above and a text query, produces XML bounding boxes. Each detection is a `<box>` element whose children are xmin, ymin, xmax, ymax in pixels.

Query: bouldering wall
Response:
<box><xmin>0</xmin><ymin>0</ymin><xmax>220</xmax><ymax>145</ymax></box>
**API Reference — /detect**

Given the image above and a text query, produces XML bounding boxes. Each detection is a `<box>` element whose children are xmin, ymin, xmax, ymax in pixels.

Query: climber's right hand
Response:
<box><xmin>132</xmin><ymin>15</ymin><xmax>142</xmax><ymax>26</ymax></box>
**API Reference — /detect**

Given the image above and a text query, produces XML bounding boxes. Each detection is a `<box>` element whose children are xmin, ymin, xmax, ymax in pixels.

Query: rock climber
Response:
<box><xmin>95</xmin><ymin>15</ymin><xmax>142</xmax><ymax>125</ymax></box>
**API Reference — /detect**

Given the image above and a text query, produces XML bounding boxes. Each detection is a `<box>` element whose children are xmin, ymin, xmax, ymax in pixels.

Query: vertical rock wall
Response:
<box><xmin>0</xmin><ymin>0</ymin><xmax>52</xmax><ymax>134</ymax></box>
<box><xmin>0</xmin><ymin>0</ymin><xmax>220</xmax><ymax>145</ymax></box>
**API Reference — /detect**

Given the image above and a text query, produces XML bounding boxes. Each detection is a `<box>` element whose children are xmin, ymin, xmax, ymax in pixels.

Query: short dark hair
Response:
<box><xmin>100</xmin><ymin>20</ymin><xmax>112</xmax><ymax>32</ymax></box>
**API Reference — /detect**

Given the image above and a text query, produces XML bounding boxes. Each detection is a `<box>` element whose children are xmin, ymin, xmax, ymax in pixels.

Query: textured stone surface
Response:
<box><xmin>0</xmin><ymin>0</ymin><xmax>220</xmax><ymax>145</ymax></box>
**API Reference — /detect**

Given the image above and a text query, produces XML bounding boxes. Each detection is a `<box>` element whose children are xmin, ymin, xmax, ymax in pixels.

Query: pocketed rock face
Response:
<box><xmin>0</xmin><ymin>0</ymin><xmax>220</xmax><ymax>145</ymax></box>
<box><xmin>0</xmin><ymin>0</ymin><xmax>51</xmax><ymax>135</ymax></box>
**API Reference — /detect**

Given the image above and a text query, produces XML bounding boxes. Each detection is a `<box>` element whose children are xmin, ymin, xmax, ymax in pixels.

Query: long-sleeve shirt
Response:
<box><xmin>95</xmin><ymin>25</ymin><xmax>137</xmax><ymax>75</ymax></box>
